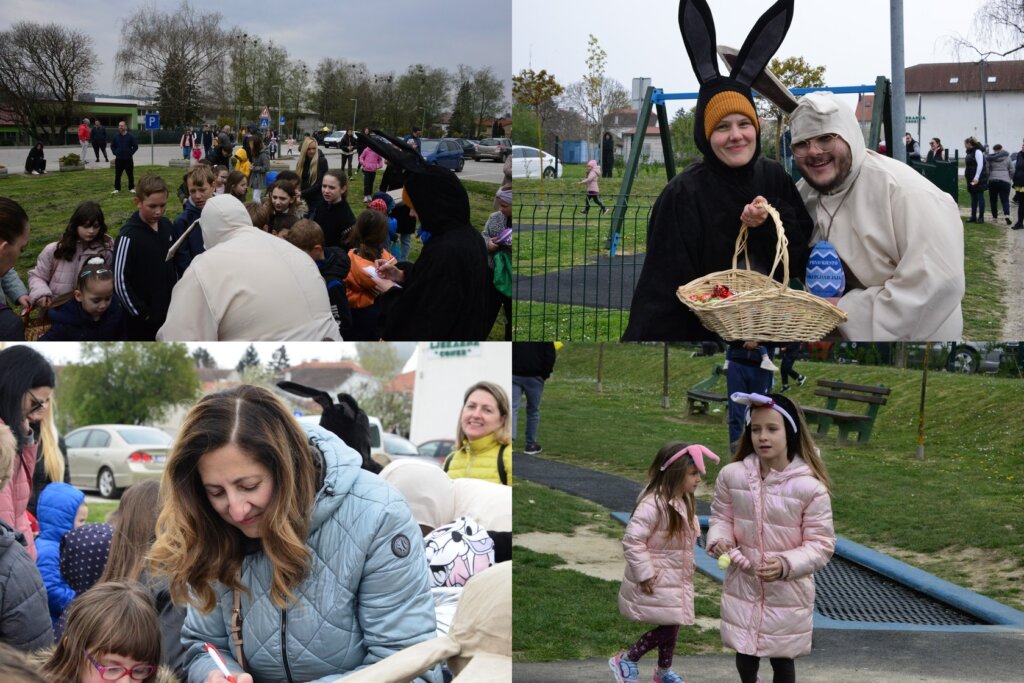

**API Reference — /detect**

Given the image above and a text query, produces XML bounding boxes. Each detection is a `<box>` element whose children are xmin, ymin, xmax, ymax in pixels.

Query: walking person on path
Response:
<box><xmin>708</xmin><ymin>392</ymin><xmax>834</xmax><ymax>683</ymax></box>
<box><xmin>512</xmin><ymin>342</ymin><xmax>556</xmax><ymax>455</ymax></box>
<box><xmin>201</xmin><ymin>124</ymin><xmax>214</xmax><ymax>159</ymax></box>
<box><xmin>578</xmin><ymin>159</ymin><xmax>607</xmax><ymax>214</ymax></box>
<box><xmin>610</xmin><ymin>443</ymin><xmax>721</xmax><ymax>683</ymax></box>
<box><xmin>90</xmin><ymin>121</ymin><xmax>108</xmax><ymax>162</ymax></box>
<box><xmin>986</xmin><ymin>143</ymin><xmax>1014</xmax><ymax>226</ymax></box>
<box><xmin>179</xmin><ymin>127</ymin><xmax>195</xmax><ymax>160</ymax></box>
<box><xmin>778</xmin><ymin>342</ymin><xmax>806</xmax><ymax>392</ymax></box>
<box><xmin>110</xmin><ymin>120</ymin><xmax>138</xmax><ymax>194</ymax></box>
<box><xmin>77</xmin><ymin>119</ymin><xmax>90</xmax><ymax>163</ymax></box>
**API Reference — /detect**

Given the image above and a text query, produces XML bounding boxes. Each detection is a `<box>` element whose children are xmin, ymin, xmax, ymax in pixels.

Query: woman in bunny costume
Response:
<box><xmin>623</xmin><ymin>0</ymin><xmax>812</xmax><ymax>341</ymax></box>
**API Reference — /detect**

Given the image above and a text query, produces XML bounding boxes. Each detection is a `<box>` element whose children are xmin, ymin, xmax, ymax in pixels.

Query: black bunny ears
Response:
<box><xmin>679</xmin><ymin>0</ymin><xmax>794</xmax><ymax>90</ymax></box>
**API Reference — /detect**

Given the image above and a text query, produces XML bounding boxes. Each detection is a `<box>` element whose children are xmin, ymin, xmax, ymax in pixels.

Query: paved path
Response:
<box><xmin>0</xmin><ymin>144</ymin><xmax>504</xmax><ymax>184</ymax></box>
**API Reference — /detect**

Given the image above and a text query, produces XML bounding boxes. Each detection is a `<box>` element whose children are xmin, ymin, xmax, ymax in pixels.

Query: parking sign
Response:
<box><xmin>145</xmin><ymin>114</ymin><xmax>160</xmax><ymax>129</ymax></box>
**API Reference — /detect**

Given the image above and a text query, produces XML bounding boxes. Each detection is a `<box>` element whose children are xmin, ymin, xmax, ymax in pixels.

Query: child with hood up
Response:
<box><xmin>579</xmin><ymin>159</ymin><xmax>607</xmax><ymax>214</ymax></box>
<box><xmin>34</xmin><ymin>481</ymin><xmax>87</xmax><ymax>625</ymax></box>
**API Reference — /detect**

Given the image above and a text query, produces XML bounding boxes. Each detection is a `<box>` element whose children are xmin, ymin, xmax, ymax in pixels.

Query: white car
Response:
<box><xmin>65</xmin><ymin>425</ymin><xmax>173</xmax><ymax>499</ymax></box>
<box><xmin>511</xmin><ymin>145</ymin><xmax>563</xmax><ymax>179</ymax></box>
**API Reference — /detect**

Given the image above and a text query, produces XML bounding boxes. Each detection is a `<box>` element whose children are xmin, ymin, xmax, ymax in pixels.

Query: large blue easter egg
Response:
<box><xmin>805</xmin><ymin>240</ymin><xmax>845</xmax><ymax>298</ymax></box>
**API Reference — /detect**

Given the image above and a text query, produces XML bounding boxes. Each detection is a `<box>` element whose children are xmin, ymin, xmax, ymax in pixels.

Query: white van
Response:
<box><xmin>296</xmin><ymin>414</ymin><xmax>384</xmax><ymax>457</ymax></box>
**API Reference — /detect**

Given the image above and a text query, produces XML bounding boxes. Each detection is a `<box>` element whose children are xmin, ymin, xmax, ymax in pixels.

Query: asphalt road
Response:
<box><xmin>0</xmin><ymin>143</ymin><xmax>505</xmax><ymax>183</ymax></box>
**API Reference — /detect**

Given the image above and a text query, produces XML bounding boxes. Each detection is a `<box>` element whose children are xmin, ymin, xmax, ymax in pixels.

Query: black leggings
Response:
<box><xmin>736</xmin><ymin>653</ymin><xmax>795</xmax><ymax>683</ymax></box>
<box><xmin>583</xmin><ymin>192</ymin><xmax>606</xmax><ymax>211</ymax></box>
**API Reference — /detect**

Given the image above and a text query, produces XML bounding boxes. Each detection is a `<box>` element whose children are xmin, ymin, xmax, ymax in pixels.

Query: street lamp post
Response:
<box><xmin>350</xmin><ymin>98</ymin><xmax>358</xmax><ymax>135</ymax></box>
<box><xmin>272</xmin><ymin>84</ymin><xmax>282</xmax><ymax>141</ymax></box>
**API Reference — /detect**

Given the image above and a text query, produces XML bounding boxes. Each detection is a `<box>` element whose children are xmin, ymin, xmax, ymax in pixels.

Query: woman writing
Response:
<box><xmin>148</xmin><ymin>385</ymin><xmax>438</xmax><ymax>683</ymax></box>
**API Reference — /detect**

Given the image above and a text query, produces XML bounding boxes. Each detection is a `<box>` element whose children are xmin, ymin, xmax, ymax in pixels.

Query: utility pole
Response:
<box><xmin>890</xmin><ymin>0</ymin><xmax>906</xmax><ymax>162</ymax></box>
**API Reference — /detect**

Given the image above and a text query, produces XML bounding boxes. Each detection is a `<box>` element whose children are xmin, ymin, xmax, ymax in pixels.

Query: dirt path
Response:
<box><xmin>997</xmin><ymin>225</ymin><xmax>1024</xmax><ymax>339</ymax></box>
<box><xmin>515</xmin><ymin>527</ymin><xmax>625</xmax><ymax>582</ymax></box>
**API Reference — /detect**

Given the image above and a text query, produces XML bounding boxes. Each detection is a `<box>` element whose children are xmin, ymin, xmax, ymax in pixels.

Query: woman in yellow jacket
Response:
<box><xmin>443</xmin><ymin>381</ymin><xmax>512</xmax><ymax>486</ymax></box>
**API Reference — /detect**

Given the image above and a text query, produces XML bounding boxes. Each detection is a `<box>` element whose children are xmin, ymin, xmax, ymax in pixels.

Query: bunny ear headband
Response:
<box><xmin>730</xmin><ymin>392</ymin><xmax>798</xmax><ymax>433</ymax></box>
<box><xmin>678</xmin><ymin>0</ymin><xmax>794</xmax><ymax>160</ymax></box>
<box><xmin>661</xmin><ymin>444</ymin><xmax>721</xmax><ymax>475</ymax></box>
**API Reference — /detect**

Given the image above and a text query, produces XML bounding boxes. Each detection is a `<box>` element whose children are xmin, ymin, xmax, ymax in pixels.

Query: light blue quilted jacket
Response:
<box><xmin>182</xmin><ymin>424</ymin><xmax>440</xmax><ymax>683</ymax></box>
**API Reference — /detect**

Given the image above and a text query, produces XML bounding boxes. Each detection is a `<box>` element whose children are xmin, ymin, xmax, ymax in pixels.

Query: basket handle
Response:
<box><xmin>731</xmin><ymin>201</ymin><xmax>789</xmax><ymax>284</ymax></box>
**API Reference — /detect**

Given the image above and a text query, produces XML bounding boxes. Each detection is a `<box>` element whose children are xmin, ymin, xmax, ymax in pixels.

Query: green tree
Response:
<box><xmin>448</xmin><ymin>80</ymin><xmax>475</xmax><ymax>138</ymax></box>
<box><xmin>60</xmin><ymin>343</ymin><xmax>199</xmax><ymax>428</ymax></box>
<box><xmin>191</xmin><ymin>347</ymin><xmax>217</xmax><ymax>368</ymax></box>
<box><xmin>353</xmin><ymin>343</ymin><xmax>410</xmax><ymax>434</ymax></box>
<box><xmin>753</xmin><ymin>56</ymin><xmax>826</xmax><ymax>157</ymax></box>
<box><xmin>469</xmin><ymin>66</ymin><xmax>507</xmax><ymax>139</ymax></box>
<box><xmin>268</xmin><ymin>345</ymin><xmax>291</xmax><ymax>375</ymax></box>
<box><xmin>513</xmin><ymin>68</ymin><xmax>564</xmax><ymax>194</ymax></box>
<box><xmin>236</xmin><ymin>344</ymin><xmax>260</xmax><ymax>373</ymax></box>
<box><xmin>355</xmin><ymin>343</ymin><xmax>401</xmax><ymax>379</ymax></box>
<box><xmin>669</xmin><ymin>106</ymin><xmax>701</xmax><ymax>167</ymax></box>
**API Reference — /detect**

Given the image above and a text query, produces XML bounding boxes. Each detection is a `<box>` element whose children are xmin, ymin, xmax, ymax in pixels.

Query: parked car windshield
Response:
<box><xmin>419</xmin><ymin>140</ymin><xmax>441</xmax><ymax>155</ymax></box>
<box><xmin>383</xmin><ymin>433</ymin><xmax>418</xmax><ymax>456</ymax></box>
<box><xmin>116</xmin><ymin>427</ymin><xmax>172</xmax><ymax>445</ymax></box>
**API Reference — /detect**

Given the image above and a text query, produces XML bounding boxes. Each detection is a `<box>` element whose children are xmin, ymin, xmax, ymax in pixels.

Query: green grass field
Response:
<box><xmin>1</xmin><ymin>168</ymin><xmax>507</xmax><ymax>339</ymax></box>
<box><xmin>513</xmin><ymin>343</ymin><xmax>1024</xmax><ymax>660</ymax></box>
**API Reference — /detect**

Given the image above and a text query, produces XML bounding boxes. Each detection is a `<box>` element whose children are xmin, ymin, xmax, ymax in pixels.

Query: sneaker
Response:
<box><xmin>780</xmin><ymin>385</ymin><xmax>790</xmax><ymax>393</ymax></box>
<box><xmin>760</xmin><ymin>358</ymin><xmax>779</xmax><ymax>373</ymax></box>
<box><xmin>797</xmin><ymin>374</ymin><xmax>807</xmax><ymax>386</ymax></box>
<box><xmin>581</xmin><ymin>208</ymin><xmax>589</xmax><ymax>214</ymax></box>
<box><xmin>609</xmin><ymin>651</ymin><xmax>638</xmax><ymax>683</ymax></box>
<box><xmin>722</xmin><ymin>359</ymin><xmax>730</xmax><ymax>370</ymax></box>
<box><xmin>1013</xmin><ymin>223</ymin><xmax>1024</xmax><ymax>230</ymax></box>
<box><xmin>652</xmin><ymin>669</ymin><xmax>684</xmax><ymax>683</ymax></box>
<box><xmin>524</xmin><ymin>443</ymin><xmax>543</xmax><ymax>455</ymax></box>
<box><xmin>1006</xmin><ymin>217</ymin><xmax>1013</xmax><ymax>226</ymax></box>
<box><xmin>602</xmin><ymin>207</ymin><xmax>609</xmax><ymax>214</ymax></box>
<box><xmin>31</xmin><ymin>170</ymin><xmax>39</xmax><ymax>175</ymax></box>
<box><xmin>110</xmin><ymin>189</ymin><xmax>120</xmax><ymax>194</ymax></box>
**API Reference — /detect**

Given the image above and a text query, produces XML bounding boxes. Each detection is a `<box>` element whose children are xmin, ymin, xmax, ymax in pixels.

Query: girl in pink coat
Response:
<box><xmin>707</xmin><ymin>392</ymin><xmax>835</xmax><ymax>683</ymax></box>
<box><xmin>579</xmin><ymin>159</ymin><xmax>607</xmax><ymax>214</ymax></box>
<box><xmin>27</xmin><ymin>201</ymin><xmax>113</xmax><ymax>308</ymax></box>
<box><xmin>610</xmin><ymin>442</ymin><xmax>721</xmax><ymax>683</ymax></box>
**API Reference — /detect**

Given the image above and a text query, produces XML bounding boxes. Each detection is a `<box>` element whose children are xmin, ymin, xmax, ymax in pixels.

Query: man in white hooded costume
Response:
<box><xmin>790</xmin><ymin>92</ymin><xmax>964</xmax><ymax>340</ymax></box>
<box><xmin>156</xmin><ymin>194</ymin><xmax>340</xmax><ymax>341</ymax></box>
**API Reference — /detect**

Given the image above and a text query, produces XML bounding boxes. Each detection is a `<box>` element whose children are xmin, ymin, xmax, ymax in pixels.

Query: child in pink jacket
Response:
<box><xmin>359</xmin><ymin>142</ymin><xmax>385</xmax><ymax>203</ymax></box>
<box><xmin>579</xmin><ymin>159</ymin><xmax>607</xmax><ymax>214</ymax></box>
<box><xmin>610</xmin><ymin>443</ymin><xmax>721</xmax><ymax>683</ymax></box>
<box><xmin>27</xmin><ymin>201</ymin><xmax>113</xmax><ymax>308</ymax></box>
<box><xmin>707</xmin><ymin>392</ymin><xmax>835</xmax><ymax>683</ymax></box>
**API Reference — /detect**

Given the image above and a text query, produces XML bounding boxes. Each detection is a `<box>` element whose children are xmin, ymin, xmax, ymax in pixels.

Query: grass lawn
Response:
<box><xmin>515</xmin><ymin>166</ymin><xmax>1006</xmax><ymax>340</ymax></box>
<box><xmin>512</xmin><ymin>343</ymin><xmax>1024</xmax><ymax>660</ymax></box>
<box><xmin>85</xmin><ymin>501</ymin><xmax>117</xmax><ymax>524</ymax></box>
<box><xmin>1</xmin><ymin>168</ymin><xmax>507</xmax><ymax>339</ymax></box>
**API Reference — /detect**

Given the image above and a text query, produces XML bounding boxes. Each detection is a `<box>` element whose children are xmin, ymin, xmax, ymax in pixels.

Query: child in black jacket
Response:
<box><xmin>284</xmin><ymin>219</ymin><xmax>354</xmax><ymax>339</ymax></box>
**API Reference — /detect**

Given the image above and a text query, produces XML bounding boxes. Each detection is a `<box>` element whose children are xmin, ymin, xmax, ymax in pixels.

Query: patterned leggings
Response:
<box><xmin>626</xmin><ymin>624</ymin><xmax>680</xmax><ymax>669</ymax></box>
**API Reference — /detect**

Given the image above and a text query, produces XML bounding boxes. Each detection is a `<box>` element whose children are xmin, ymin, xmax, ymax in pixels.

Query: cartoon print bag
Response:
<box><xmin>424</xmin><ymin>516</ymin><xmax>496</xmax><ymax>588</ymax></box>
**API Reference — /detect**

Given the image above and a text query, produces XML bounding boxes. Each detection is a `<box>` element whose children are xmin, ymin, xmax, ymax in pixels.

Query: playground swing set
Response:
<box><xmin>604</xmin><ymin>74</ymin><xmax>960</xmax><ymax>255</ymax></box>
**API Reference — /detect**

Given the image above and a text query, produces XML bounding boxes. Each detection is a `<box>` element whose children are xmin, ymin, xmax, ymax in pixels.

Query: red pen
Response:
<box><xmin>203</xmin><ymin>643</ymin><xmax>237</xmax><ymax>683</ymax></box>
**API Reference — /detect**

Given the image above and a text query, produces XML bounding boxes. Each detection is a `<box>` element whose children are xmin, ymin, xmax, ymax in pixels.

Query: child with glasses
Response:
<box><xmin>40</xmin><ymin>258</ymin><xmax>125</xmax><ymax>341</ymax></box>
<box><xmin>38</xmin><ymin>580</ymin><xmax>174</xmax><ymax>682</ymax></box>
<box><xmin>27</xmin><ymin>201</ymin><xmax>113</xmax><ymax>310</ymax></box>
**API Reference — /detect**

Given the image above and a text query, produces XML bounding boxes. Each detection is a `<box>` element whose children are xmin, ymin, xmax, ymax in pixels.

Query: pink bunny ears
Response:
<box><xmin>730</xmin><ymin>392</ymin><xmax>798</xmax><ymax>433</ymax></box>
<box><xmin>660</xmin><ymin>444</ymin><xmax>721</xmax><ymax>475</ymax></box>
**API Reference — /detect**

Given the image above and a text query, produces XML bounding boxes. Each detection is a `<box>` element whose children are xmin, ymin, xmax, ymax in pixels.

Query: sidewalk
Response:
<box><xmin>513</xmin><ymin>628</ymin><xmax>1024</xmax><ymax>682</ymax></box>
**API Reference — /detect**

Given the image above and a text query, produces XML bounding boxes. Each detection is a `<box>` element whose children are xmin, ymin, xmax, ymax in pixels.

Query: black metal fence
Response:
<box><xmin>514</xmin><ymin>192</ymin><xmax>656</xmax><ymax>341</ymax></box>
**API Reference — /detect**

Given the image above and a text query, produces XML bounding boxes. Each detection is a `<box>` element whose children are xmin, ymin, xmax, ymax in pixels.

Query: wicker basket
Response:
<box><xmin>676</xmin><ymin>202</ymin><xmax>847</xmax><ymax>341</ymax></box>
<box><xmin>22</xmin><ymin>306</ymin><xmax>51</xmax><ymax>341</ymax></box>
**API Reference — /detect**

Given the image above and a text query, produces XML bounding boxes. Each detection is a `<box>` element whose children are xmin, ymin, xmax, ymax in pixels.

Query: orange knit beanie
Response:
<box><xmin>703</xmin><ymin>91</ymin><xmax>759</xmax><ymax>140</ymax></box>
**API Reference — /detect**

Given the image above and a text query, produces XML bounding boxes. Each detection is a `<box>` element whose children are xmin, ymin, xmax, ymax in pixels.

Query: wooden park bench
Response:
<box><xmin>799</xmin><ymin>380</ymin><xmax>890</xmax><ymax>445</ymax></box>
<box><xmin>686</xmin><ymin>364</ymin><xmax>728</xmax><ymax>415</ymax></box>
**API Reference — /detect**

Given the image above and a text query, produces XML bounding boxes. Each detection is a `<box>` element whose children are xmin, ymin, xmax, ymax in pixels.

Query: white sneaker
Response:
<box><xmin>31</xmin><ymin>170</ymin><xmax>39</xmax><ymax>175</ymax></box>
<box><xmin>111</xmin><ymin>189</ymin><xmax>120</xmax><ymax>194</ymax></box>
<box><xmin>760</xmin><ymin>358</ymin><xmax>780</xmax><ymax>373</ymax></box>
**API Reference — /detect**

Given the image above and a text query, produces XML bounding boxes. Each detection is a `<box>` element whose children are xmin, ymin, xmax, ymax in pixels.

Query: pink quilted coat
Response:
<box><xmin>27</xmin><ymin>236</ymin><xmax>114</xmax><ymax>305</ymax></box>
<box><xmin>0</xmin><ymin>435</ymin><xmax>38</xmax><ymax>560</ymax></box>
<box><xmin>618</xmin><ymin>493</ymin><xmax>700</xmax><ymax>626</ymax></box>
<box><xmin>707</xmin><ymin>455</ymin><xmax>834</xmax><ymax>659</ymax></box>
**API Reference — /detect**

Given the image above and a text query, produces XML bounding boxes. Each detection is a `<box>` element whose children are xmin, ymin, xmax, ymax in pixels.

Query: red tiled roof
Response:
<box><xmin>384</xmin><ymin>371</ymin><xmax>415</xmax><ymax>394</ymax></box>
<box><xmin>906</xmin><ymin>60</ymin><xmax>1024</xmax><ymax>93</ymax></box>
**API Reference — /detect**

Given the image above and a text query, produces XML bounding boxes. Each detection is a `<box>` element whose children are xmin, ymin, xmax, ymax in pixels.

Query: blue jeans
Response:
<box><xmin>182</xmin><ymin>146</ymin><xmax>192</xmax><ymax>159</ymax></box>
<box><xmin>512</xmin><ymin>375</ymin><xmax>545</xmax><ymax>445</ymax></box>
<box><xmin>395</xmin><ymin>233</ymin><xmax>412</xmax><ymax>262</ymax></box>
<box><xmin>726</xmin><ymin>355</ymin><xmax>773</xmax><ymax>448</ymax></box>
<box><xmin>969</xmin><ymin>187</ymin><xmax>986</xmax><ymax>220</ymax></box>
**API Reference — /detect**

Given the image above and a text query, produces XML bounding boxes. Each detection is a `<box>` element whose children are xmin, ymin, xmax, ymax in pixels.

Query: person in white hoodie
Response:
<box><xmin>156</xmin><ymin>194</ymin><xmax>340</xmax><ymax>341</ymax></box>
<box><xmin>790</xmin><ymin>92</ymin><xmax>964</xmax><ymax>340</ymax></box>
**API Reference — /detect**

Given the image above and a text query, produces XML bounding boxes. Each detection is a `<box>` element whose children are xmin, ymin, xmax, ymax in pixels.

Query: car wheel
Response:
<box><xmin>456</xmin><ymin>158</ymin><xmax>464</xmax><ymax>172</ymax></box>
<box><xmin>97</xmin><ymin>467</ymin><xmax>120</xmax><ymax>499</ymax></box>
<box><xmin>543</xmin><ymin>166</ymin><xmax>556</xmax><ymax>178</ymax></box>
<box><xmin>473</xmin><ymin>156</ymin><xmax>481</xmax><ymax>162</ymax></box>
<box><xmin>947</xmin><ymin>347</ymin><xmax>980</xmax><ymax>373</ymax></box>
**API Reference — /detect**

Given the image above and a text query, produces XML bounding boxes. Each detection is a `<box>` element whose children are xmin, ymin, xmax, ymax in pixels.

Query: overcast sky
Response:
<box><xmin>4</xmin><ymin>0</ymin><xmax>512</xmax><ymax>103</ymax></box>
<box><xmin>514</xmin><ymin>0</ymin><xmax>995</xmax><ymax>116</ymax></box>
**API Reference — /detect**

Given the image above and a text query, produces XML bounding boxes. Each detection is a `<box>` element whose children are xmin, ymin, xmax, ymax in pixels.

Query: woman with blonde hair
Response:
<box><xmin>27</xmin><ymin>394</ymin><xmax>70</xmax><ymax>518</ymax></box>
<box><xmin>443</xmin><ymin>381</ymin><xmax>512</xmax><ymax>486</ymax></box>
<box><xmin>296</xmin><ymin>136</ymin><xmax>329</xmax><ymax>209</ymax></box>
<box><xmin>148</xmin><ymin>385</ymin><xmax>438</xmax><ymax>683</ymax></box>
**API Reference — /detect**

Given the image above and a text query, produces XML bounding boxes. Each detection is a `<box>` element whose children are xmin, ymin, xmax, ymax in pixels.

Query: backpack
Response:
<box><xmin>443</xmin><ymin>443</ymin><xmax>508</xmax><ymax>485</ymax></box>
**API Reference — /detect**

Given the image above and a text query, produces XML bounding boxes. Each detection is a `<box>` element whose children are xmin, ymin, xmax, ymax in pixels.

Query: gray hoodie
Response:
<box><xmin>986</xmin><ymin>148</ymin><xmax>1013</xmax><ymax>184</ymax></box>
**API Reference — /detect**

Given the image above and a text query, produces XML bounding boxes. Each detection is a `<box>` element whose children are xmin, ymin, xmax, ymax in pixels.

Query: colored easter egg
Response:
<box><xmin>718</xmin><ymin>553</ymin><xmax>732</xmax><ymax>570</ymax></box>
<box><xmin>805</xmin><ymin>240</ymin><xmax>845</xmax><ymax>298</ymax></box>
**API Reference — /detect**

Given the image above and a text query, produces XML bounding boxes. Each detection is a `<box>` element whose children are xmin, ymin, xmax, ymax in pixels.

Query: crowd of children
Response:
<box><xmin>0</xmin><ymin>127</ymin><xmax>512</xmax><ymax>339</ymax></box>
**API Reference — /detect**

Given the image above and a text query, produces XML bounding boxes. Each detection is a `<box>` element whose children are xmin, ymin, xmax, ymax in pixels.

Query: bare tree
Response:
<box><xmin>0</xmin><ymin>22</ymin><xmax>97</xmax><ymax>144</ymax></box>
<box><xmin>948</xmin><ymin>0</ymin><xmax>1024</xmax><ymax>59</ymax></box>
<box><xmin>469</xmin><ymin>67</ymin><xmax>507</xmax><ymax>139</ymax></box>
<box><xmin>563</xmin><ymin>76</ymin><xmax>630</xmax><ymax>142</ymax></box>
<box><xmin>115</xmin><ymin>1</ymin><xmax>234</xmax><ymax>124</ymax></box>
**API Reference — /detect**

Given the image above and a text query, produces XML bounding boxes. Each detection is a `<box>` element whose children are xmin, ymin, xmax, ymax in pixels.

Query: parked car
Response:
<box><xmin>455</xmin><ymin>139</ymin><xmax>478</xmax><ymax>159</ymax></box>
<box><xmin>511</xmin><ymin>145</ymin><xmax>563</xmax><ymax>179</ymax></box>
<box><xmin>65</xmin><ymin>425</ymin><xmax>174</xmax><ymax>499</ymax></box>
<box><xmin>419</xmin><ymin>138</ymin><xmax>465</xmax><ymax>172</ymax></box>
<box><xmin>904</xmin><ymin>342</ymin><xmax>1014</xmax><ymax>374</ymax></box>
<box><xmin>417</xmin><ymin>438</ymin><xmax>455</xmax><ymax>465</ymax></box>
<box><xmin>473</xmin><ymin>137</ymin><xmax>512</xmax><ymax>162</ymax></box>
<box><xmin>322</xmin><ymin>130</ymin><xmax>346</xmax><ymax>148</ymax></box>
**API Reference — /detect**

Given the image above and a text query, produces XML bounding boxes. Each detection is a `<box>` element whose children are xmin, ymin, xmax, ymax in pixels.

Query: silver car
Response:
<box><xmin>65</xmin><ymin>424</ymin><xmax>173</xmax><ymax>499</ymax></box>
